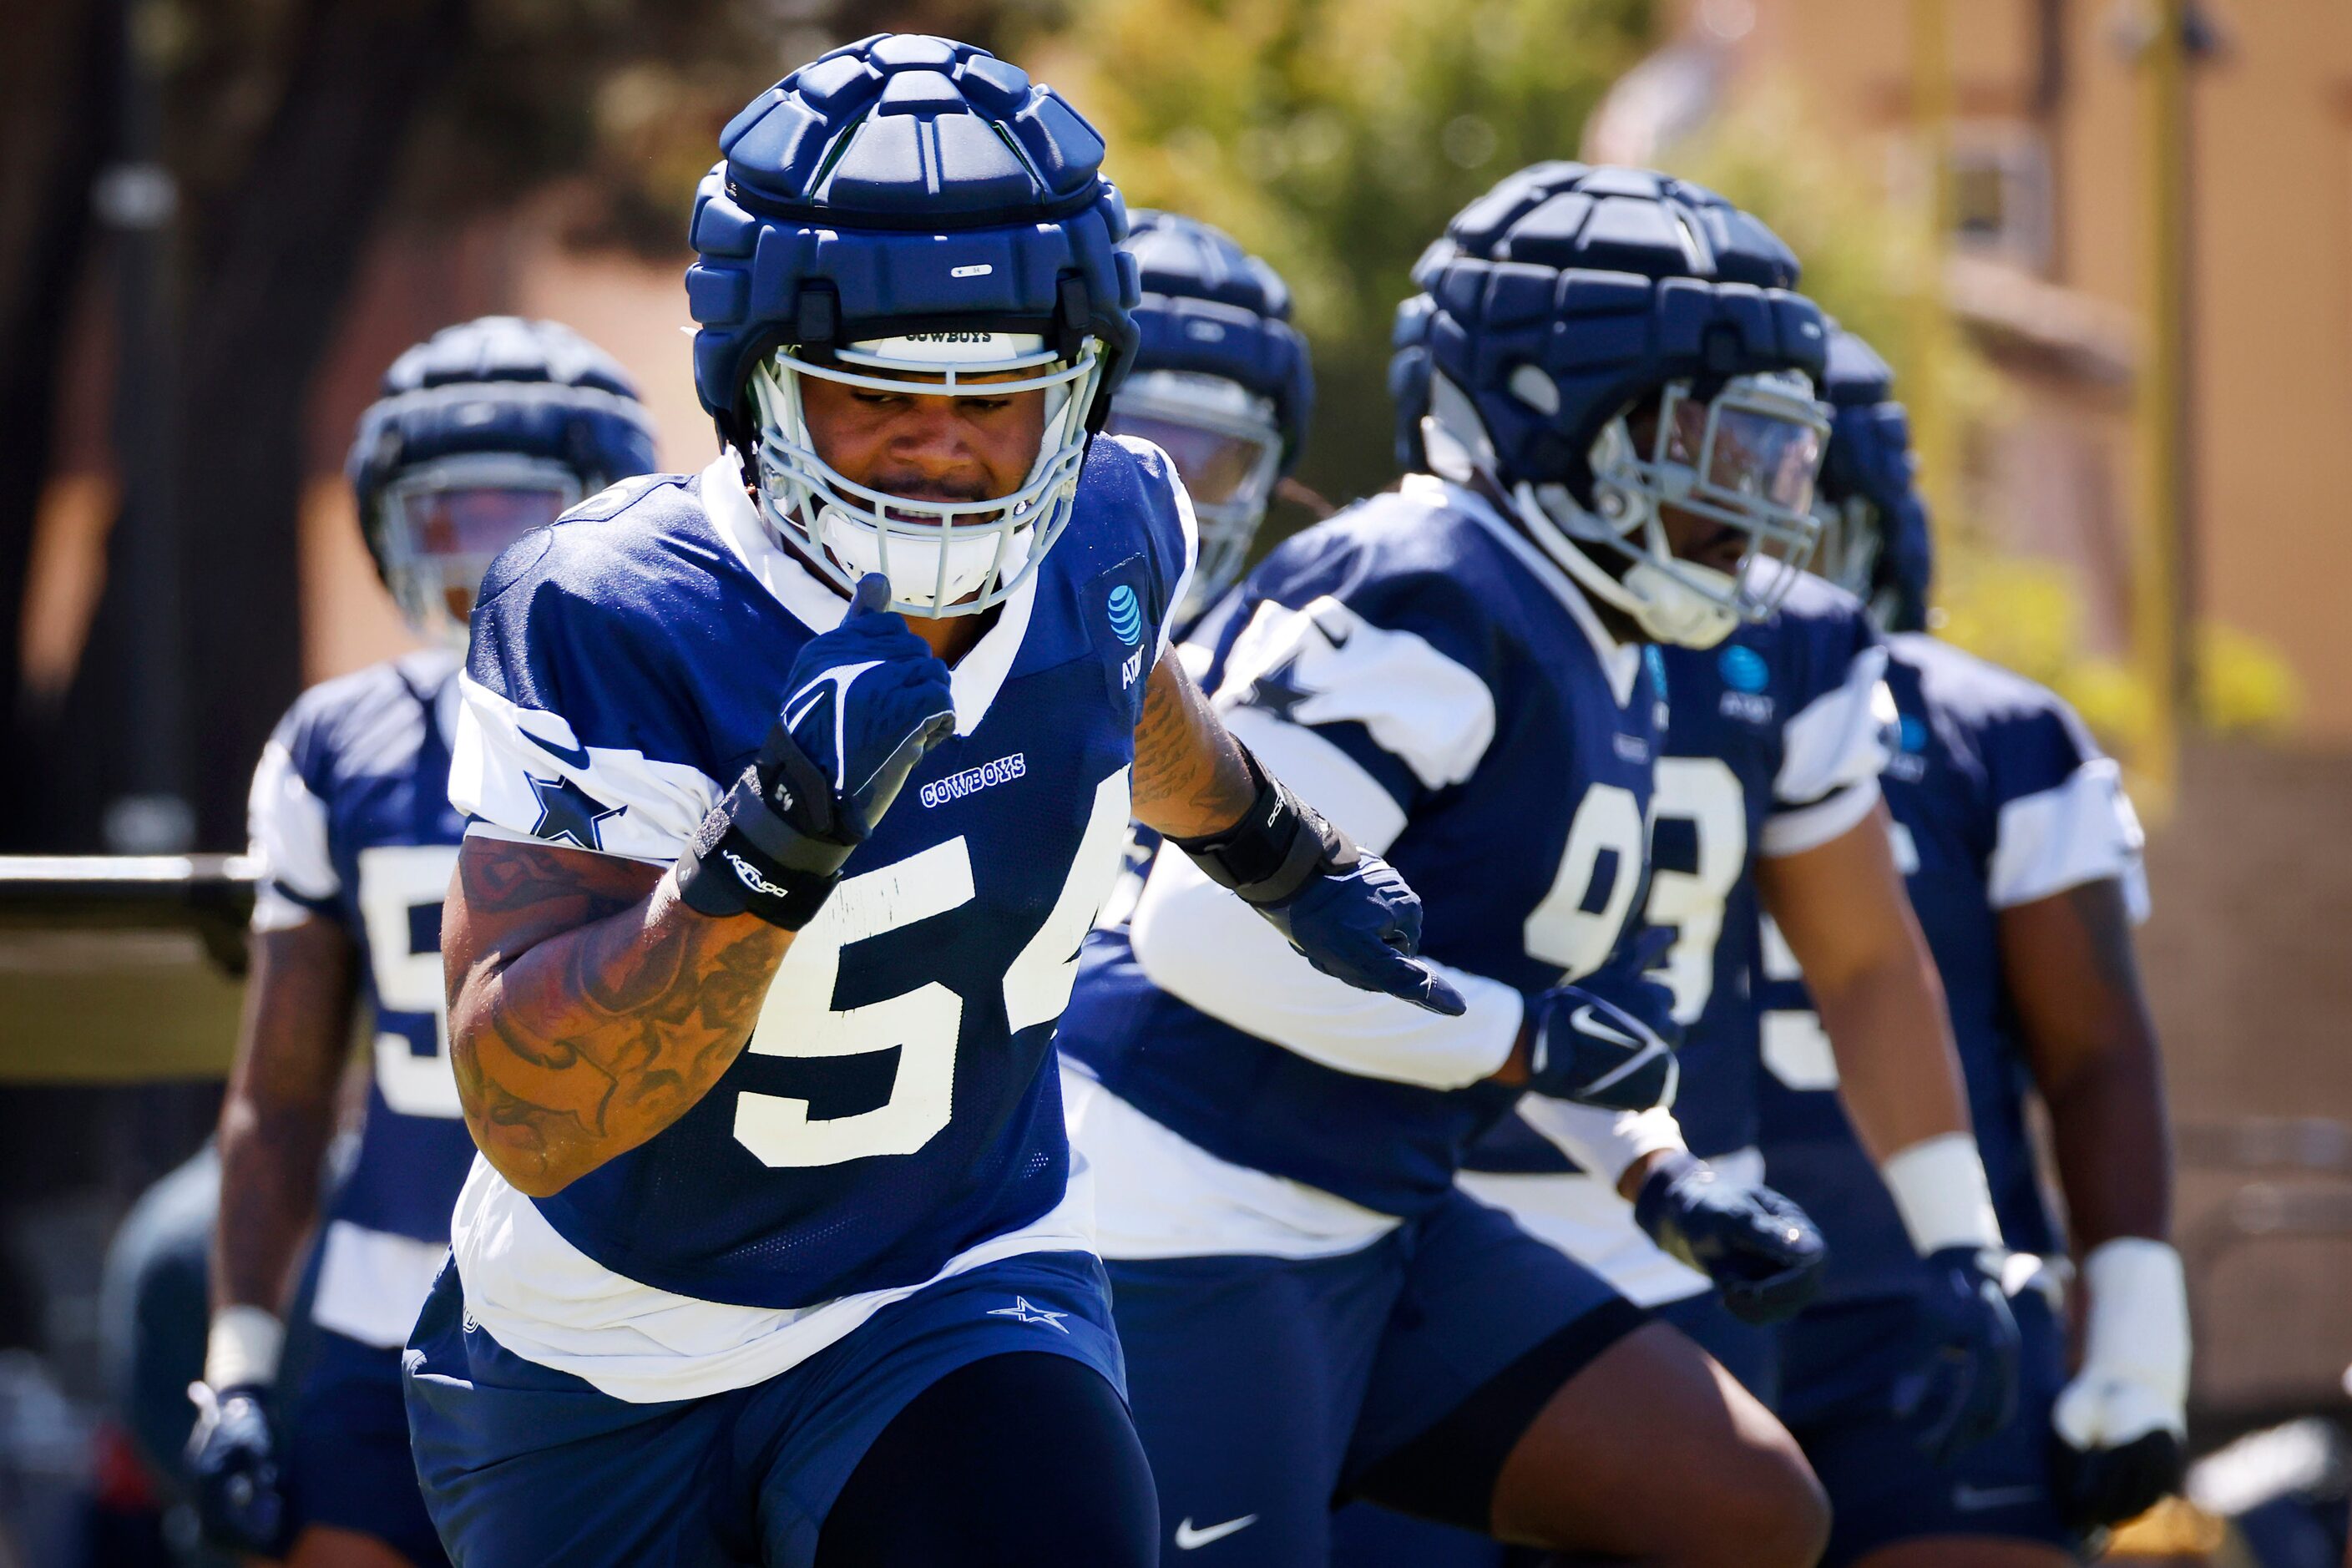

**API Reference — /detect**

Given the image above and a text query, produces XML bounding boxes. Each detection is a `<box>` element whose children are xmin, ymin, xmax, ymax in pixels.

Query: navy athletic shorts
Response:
<box><xmin>1779</xmin><ymin>1285</ymin><xmax>2077</xmax><ymax>1564</ymax></box>
<box><xmin>403</xmin><ymin>1247</ymin><xmax>1123</xmax><ymax>1568</ymax></box>
<box><xmin>1112</xmin><ymin>1188</ymin><xmax>1641</xmax><ymax>1565</ymax></box>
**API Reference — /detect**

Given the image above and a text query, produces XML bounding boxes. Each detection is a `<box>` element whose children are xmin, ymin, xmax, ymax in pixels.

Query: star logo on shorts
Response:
<box><xmin>987</xmin><ymin>1297</ymin><xmax>1070</xmax><ymax>1333</ymax></box>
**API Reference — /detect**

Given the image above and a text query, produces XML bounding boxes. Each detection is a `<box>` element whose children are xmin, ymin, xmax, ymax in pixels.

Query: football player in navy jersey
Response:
<box><xmin>1059</xmin><ymin>166</ymin><xmax>1842</xmax><ymax>1567</ymax></box>
<box><xmin>1755</xmin><ymin>329</ymin><xmax>2183</xmax><ymax>1566</ymax></box>
<box><xmin>399</xmin><ymin>38</ymin><xmax>1450</xmax><ymax>1568</ymax></box>
<box><xmin>186</xmin><ymin>316</ymin><xmax>660</xmax><ymax>1567</ymax></box>
<box><xmin>1442</xmin><ymin>317</ymin><xmax>2024</xmax><ymax>1439</ymax></box>
<box><xmin>1333</xmin><ymin>181</ymin><xmax>2028</xmax><ymax>1568</ymax></box>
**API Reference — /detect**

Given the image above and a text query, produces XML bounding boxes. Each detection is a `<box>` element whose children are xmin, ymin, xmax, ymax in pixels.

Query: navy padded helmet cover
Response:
<box><xmin>1388</xmin><ymin>292</ymin><xmax>1438</xmax><ymax>471</ymax></box>
<box><xmin>686</xmin><ymin>34</ymin><xmax>1141</xmax><ymax>436</ymax></box>
<box><xmin>346</xmin><ymin>315</ymin><xmax>660</xmax><ymax>542</ymax></box>
<box><xmin>1415</xmin><ymin>162</ymin><xmax>1828</xmax><ymax>501</ymax></box>
<box><xmin>1120</xmin><ymin>209</ymin><xmax>1313</xmax><ymax>473</ymax></box>
<box><xmin>1818</xmin><ymin>325</ymin><xmax>1934</xmax><ymax>618</ymax></box>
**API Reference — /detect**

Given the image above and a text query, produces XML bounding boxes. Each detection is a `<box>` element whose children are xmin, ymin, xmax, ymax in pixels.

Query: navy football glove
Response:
<box><xmin>1523</xmin><ymin>941</ymin><xmax>1681</xmax><ymax>1110</ymax></box>
<box><xmin>185</xmin><ymin>1383</ymin><xmax>287</xmax><ymax>1555</ymax></box>
<box><xmin>2054</xmin><ymin>1429</ymin><xmax>2183</xmax><ymax>1536</ymax></box>
<box><xmin>1633</xmin><ymin>1152</ymin><xmax>1828</xmax><ymax>1325</ymax></box>
<box><xmin>1171</xmin><ymin>747</ymin><xmax>1464</xmax><ymax>1015</ymax></box>
<box><xmin>678</xmin><ymin>574</ymin><xmax>955</xmax><ymax>928</ymax></box>
<box><xmin>1891</xmin><ymin>1247</ymin><xmax>2024</xmax><ymax>1465</ymax></box>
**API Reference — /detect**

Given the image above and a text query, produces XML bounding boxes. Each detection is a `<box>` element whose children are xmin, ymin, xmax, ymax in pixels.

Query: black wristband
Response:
<box><xmin>675</xmin><ymin>767</ymin><xmax>848</xmax><ymax>929</ymax></box>
<box><xmin>1167</xmin><ymin>744</ymin><xmax>1350</xmax><ymax>907</ymax></box>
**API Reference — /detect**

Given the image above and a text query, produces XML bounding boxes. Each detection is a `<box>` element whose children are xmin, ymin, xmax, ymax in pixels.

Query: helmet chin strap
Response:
<box><xmin>1620</xmin><ymin>560</ymin><xmax>1741</xmax><ymax>649</ymax></box>
<box><xmin>1499</xmin><ymin>477</ymin><xmax>1743</xmax><ymax>650</ymax></box>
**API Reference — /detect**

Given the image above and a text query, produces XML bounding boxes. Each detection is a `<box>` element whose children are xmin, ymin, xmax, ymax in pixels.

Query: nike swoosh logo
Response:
<box><xmin>521</xmin><ymin>726</ymin><xmax>591</xmax><ymax>770</ymax></box>
<box><xmin>1173</xmin><ymin>1515</ymin><xmax>1258</xmax><ymax>1550</ymax></box>
<box><xmin>1568</xmin><ymin>1004</ymin><xmax>1642</xmax><ymax>1049</ymax></box>
<box><xmin>1952</xmin><ymin>1483</ymin><xmax>2045</xmax><ymax>1512</ymax></box>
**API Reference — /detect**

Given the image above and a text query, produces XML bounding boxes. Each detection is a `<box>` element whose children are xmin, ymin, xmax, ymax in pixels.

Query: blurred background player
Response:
<box><xmin>1058</xmin><ymin>165</ymin><xmax>1848</xmax><ymax>1568</ymax></box>
<box><xmin>1092</xmin><ymin>209</ymin><xmax>1313</xmax><ymax>933</ymax></box>
<box><xmin>97</xmin><ymin>1141</ymin><xmax>225</xmax><ymax>1566</ymax></box>
<box><xmin>1105</xmin><ymin>210</ymin><xmax>1313</xmax><ymax>631</ymax></box>
<box><xmin>1755</xmin><ymin>326</ymin><xmax>2186</xmax><ymax>1567</ymax></box>
<box><xmin>183</xmin><ymin>317</ymin><xmax>658</xmax><ymax>1567</ymax></box>
<box><xmin>401</xmin><ymin>38</ymin><xmax>1451</xmax><ymax>1568</ymax></box>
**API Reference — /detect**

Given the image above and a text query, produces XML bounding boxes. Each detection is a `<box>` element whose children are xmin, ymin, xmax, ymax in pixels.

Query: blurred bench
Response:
<box><xmin>0</xmin><ymin>857</ymin><xmax>255</xmax><ymax>1083</ymax></box>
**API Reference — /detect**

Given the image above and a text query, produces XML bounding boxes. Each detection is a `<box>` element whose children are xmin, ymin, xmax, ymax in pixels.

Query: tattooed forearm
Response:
<box><xmin>1131</xmin><ymin>655</ymin><xmax>1257</xmax><ymax>838</ymax></box>
<box><xmin>444</xmin><ymin>837</ymin><xmax>795</xmax><ymax>1196</ymax></box>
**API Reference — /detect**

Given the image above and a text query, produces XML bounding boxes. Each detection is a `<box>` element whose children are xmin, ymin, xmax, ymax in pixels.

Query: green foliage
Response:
<box><xmin>2196</xmin><ymin>620</ymin><xmax>2299</xmax><ymax>736</ymax></box>
<box><xmin>1010</xmin><ymin>0</ymin><xmax>1655</xmax><ymax>515</ymax></box>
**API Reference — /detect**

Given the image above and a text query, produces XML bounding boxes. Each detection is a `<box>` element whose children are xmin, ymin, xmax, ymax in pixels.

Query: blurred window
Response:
<box><xmin>1949</xmin><ymin>123</ymin><xmax>2054</xmax><ymax>273</ymax></box>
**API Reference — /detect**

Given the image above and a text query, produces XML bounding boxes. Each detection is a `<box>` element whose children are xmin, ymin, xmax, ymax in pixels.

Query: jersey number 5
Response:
<box><xmin>356</xmin><ymin>844</ymin><xmax>465</xmax><ymax>1120</ymax></box>
<box><xmin>731</xmin><ymin>769</ymin><xmax>1132</xmax><ymax>1167</ymax></box>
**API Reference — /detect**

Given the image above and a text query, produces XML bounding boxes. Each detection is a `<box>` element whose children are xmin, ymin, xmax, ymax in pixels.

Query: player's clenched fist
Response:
<box><xmin>1522</xmin><ymin>939</ymin><xmax>1682</xmax><ymax>1110</ymax></box>
<box><xmin>1893</xmin><ymin>1247</ymin><xmax>2023</xmax><ymax>1464</ymax></box>
<box><xmin>1634</xmin><ymin>1153</ymin><xmax>1828</xmax><ymax>1325</ymax></box>
<box><xmin>185</xmin><ymin>1381</ymin><xmax>288</xmax><ymax>1555</ymax></box>
<box><xmin>677</xmin><ymin>573</ymin><xmax>954</xmax><ymax>929</ymax></box>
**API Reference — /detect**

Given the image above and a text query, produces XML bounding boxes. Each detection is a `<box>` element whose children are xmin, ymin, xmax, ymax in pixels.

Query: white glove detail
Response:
<box><xmin>2053</xmin><ymin>1237</ymin><xmax>2189</xmax><ymax>1450</ymax></box>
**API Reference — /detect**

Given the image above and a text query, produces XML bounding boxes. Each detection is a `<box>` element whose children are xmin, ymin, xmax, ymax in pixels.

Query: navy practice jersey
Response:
<box><xmin>448</xmin><ymin>443</ymin><xmax>1190</xmax><ymax>1323</ymax></box>
<box><xmin>1756</xmin><ymin>635</ymin><xmax>2146</xmax><ymax>1303</ymax></box>
<box><xmin>249</xmin><ymin>649</ymin><xmax>478</xmax><ymax>1244</ymax></box>
<box><xmin>246</xmin><ymin>649</ymin><xmax>482</xmax><ymax>1351</ymax></box>
<box><xmin>1058</xmin><ymin>475</ymin><xmax>1662</xmax><ymax>1217</ymax></box>
<box><xmin>1465</xmin><ymin>572</ymin><xmax>1889</xmax><ymax>1178</ymax></box>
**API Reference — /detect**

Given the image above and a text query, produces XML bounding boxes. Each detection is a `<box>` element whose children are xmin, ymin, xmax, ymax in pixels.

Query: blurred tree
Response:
<box><xmin>1661</xmin><ymin>85</ymin><xmax>2000</xmax><ymax>440</ymax></box>
<box><xmin>1012</xmin><ymin>0</ymin><xmax>1655</xmax><ymax>519</ymax></box>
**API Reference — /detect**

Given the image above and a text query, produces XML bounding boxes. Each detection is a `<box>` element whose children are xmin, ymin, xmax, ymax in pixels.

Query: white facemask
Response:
<box><xmin>748</xmin><ymin>331</ymin><xmax>1105</xmax><ymax>616</ymax></box>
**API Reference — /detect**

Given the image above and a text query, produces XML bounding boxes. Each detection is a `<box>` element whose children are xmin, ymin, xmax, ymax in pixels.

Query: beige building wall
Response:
<box><xmin>1706</xmin><ymin>0</ymin><xmax>2352</xmax><ymax>740</ymax></box>
<box><xmin>296</xmin><ymin>220</ymin><xmax>707</xmax><ymax>684</ymax></box>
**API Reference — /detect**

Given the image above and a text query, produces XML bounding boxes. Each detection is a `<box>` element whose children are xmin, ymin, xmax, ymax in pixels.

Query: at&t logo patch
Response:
<box><xmin>1106</xmin><ymin>584</ymin><xmax>1145</xmax><ymax>646</ymax></box>
<box><xmin>1715</xmin><ymin>642</ymin><xmax>1775</xmax><ymax>724</ymax></box>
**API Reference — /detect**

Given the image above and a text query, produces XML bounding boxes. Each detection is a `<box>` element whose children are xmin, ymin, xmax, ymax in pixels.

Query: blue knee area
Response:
<box><xmin>1656</xmin><ymin>1287</ymin><xmax>1783</xmax><ymax>1409</ymax></box>
<box><xmin>1780</xmin><ymin>1289</ymin><xmax>2078</xmax><ymax>1566</ymax></box>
